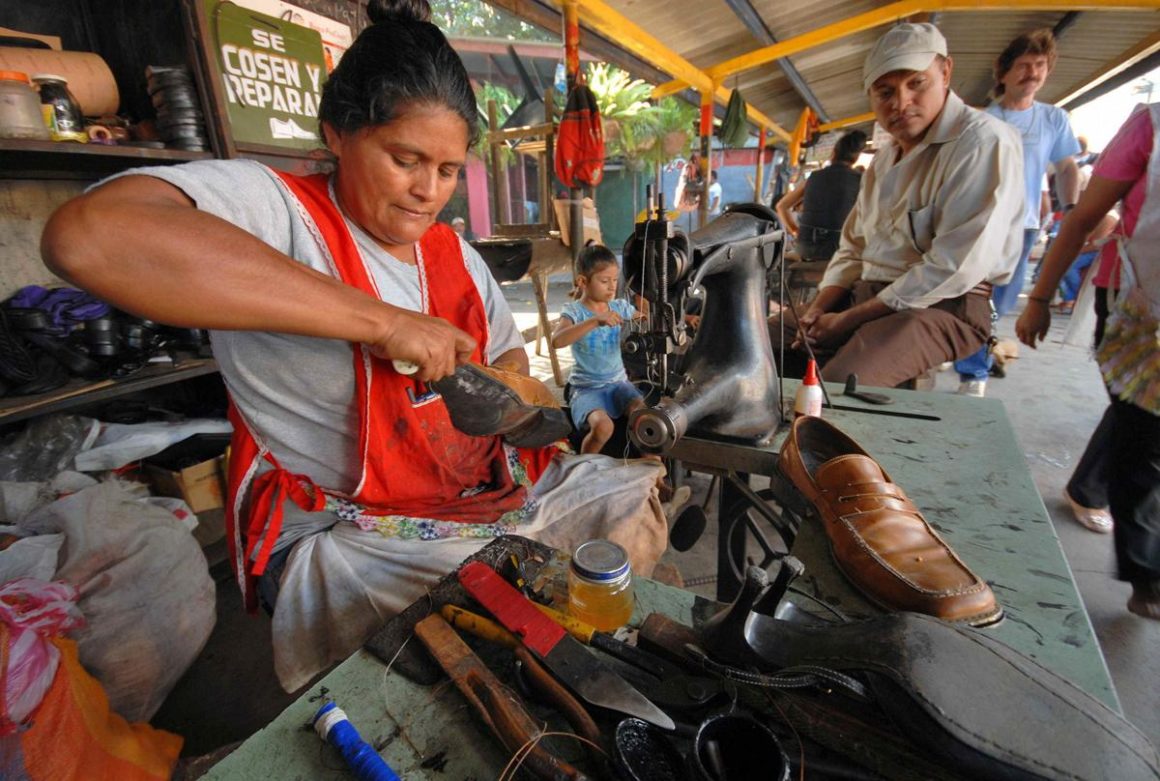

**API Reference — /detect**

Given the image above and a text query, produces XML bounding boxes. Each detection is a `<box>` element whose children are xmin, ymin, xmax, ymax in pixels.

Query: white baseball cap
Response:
<box><xmin>863</xmin><ymin>23</ymin><xmax>947</xmax><ymax>92</ymax></box>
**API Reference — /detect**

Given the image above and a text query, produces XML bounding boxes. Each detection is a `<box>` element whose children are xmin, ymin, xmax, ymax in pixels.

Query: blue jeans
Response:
<box><xmin>569</xmin><ymin>380</ymin><xmax>643</xmax><ymax>430</ymax></box>
<box><xmin>956</xmin><ymin>228</ymin><xmax>1039</xmax><ymax>382</ymax></box>
<box><xmin>1060</xmin><ymin>250</ymin><xmax>1098</xmax><ymax>302</ymax></box>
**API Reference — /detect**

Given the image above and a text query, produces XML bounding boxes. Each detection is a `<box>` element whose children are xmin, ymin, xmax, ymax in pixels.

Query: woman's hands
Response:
<box><xmin>370</xmin><ymin>308</ymin><xmax>476</xmax><ymax>381</ymax></box>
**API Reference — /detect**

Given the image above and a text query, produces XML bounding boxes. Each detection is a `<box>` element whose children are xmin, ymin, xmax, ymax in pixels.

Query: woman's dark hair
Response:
<box><xmin>834</xmin><ymin>130</ymin><xmax>868</xmax><ymax>164</ymax></box>
<box><xmin>318</xmin><ymin>0</ymin><xmax>479</xmax><ymax>145</ymax></box>
<box><xmin>572</xmin><ymin>242</ymin><xmax>618</xmax><ymax>298</ymax></box>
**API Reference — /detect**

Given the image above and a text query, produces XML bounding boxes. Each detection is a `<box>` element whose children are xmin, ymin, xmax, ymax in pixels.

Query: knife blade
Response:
<box><xmin>457</xmin><ymin>560</ymin><xmax>675</xmax><ymax>731</ymax></box>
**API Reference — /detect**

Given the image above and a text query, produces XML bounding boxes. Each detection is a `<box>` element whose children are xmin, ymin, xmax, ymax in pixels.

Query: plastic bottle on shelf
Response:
<box><xmin>31</xmin><ymin>74</ymin><xmax>87</xmax><ymax>143</ymax></box>
<box><xmin>0</xmin><ymin>71</ymin><xmax>51</xmax><ymax>141</ymax></box>
<box><xmin>794</xmin><ymin>359</ymin><xmax>824</xmax><ymax>418</ymax></box>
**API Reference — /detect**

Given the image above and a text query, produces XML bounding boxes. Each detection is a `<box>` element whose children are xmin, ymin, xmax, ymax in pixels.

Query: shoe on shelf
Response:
<box><xmin>956</xmin><ymin>380</ymin><xmax>986</xmax><ymax>398</ymax></box>
<box><xmin>1062</xmin><ymin>490</ymin><xmax>1113</xmax><ymax>533</ymax></box>
<box><xmin>1127</xmin><ymin>580</ymin><xmax>1160</xmax><ymax>621</ymax></box>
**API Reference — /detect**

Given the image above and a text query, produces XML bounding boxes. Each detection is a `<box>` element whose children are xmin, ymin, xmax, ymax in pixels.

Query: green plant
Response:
<box><xmin>474</xmin><ymin>82</ymin><xmax>519</xmax><ymax>167</ymax></box>
<box><xmin>575</xmin><ymin>63</ymin><xmax>697</xmax><ymax>172</ymax></box>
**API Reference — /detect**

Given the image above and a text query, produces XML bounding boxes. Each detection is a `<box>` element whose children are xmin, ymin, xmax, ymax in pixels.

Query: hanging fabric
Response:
<box><xmin>718</xmin><ymin>89</ymin><xmax>750</xmax><ymax>148</ymax></box>
<box><xmin>555</xmin><ymin>83</ymin><xmax>605</xmax><ymax>188</ymax></box>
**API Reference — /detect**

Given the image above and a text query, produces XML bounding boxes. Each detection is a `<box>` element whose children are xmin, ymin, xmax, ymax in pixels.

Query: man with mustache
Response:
<box><xmin>771</xmin><ymin>23</ymin><xmax>1024</xmax><ymax>389</ymax></box>
<box><xmin>955</xmin><ymin>29</ymin><xmax>1081</xmax><ymax>396</ymax></box>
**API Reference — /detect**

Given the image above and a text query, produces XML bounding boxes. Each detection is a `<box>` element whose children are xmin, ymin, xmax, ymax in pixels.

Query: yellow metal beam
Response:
<box><xmin>561</xmin><ymin>0</ymin><xmax>712</xmax><ymax>92</ymax></box>
<box><xmin>1054</xmin><ymin>29</ymin><xmax>1160</xmax><ymax>106</ymax></box>
<box><xmin>546</xmin><ymin>0</ymin><xmax>790</xmax><ymax>138</ymax></box>
<box><xmin>819</xmin><ymin>112</ymin><xmax>876</xmax><ymax>133</ymax></box>
<box><xmin>654</xmin><ymin>0</ymin><xmax>1160</xmax><ymax>96</ymax></box>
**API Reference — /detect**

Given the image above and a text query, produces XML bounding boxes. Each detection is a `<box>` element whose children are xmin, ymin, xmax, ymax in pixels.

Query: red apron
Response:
<box><xmin>225</xmin><ymin>170</ymin><xmax>553</xmax><ymax>609</ymax></box>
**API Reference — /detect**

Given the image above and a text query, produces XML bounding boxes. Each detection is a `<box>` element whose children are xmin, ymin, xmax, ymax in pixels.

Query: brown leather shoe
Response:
<box><xmin>434</xmin><ymin>363</ymin><xmax>571</xmax><ymax>448</ymax></box>
<box><xmin>778</xmin><ymin>416</ymin><xmax>1002</xmax><ymax>627</ymax></box>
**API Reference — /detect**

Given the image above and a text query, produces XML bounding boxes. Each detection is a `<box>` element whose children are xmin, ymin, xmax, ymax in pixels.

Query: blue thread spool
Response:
<box><xmin>312</xmin><ymin>701</ymin><xmax>401</xmax><ymax>781</ymax></box>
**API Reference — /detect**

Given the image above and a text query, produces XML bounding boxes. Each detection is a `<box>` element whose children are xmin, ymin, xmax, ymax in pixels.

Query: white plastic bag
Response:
<box><xmin>0</xmin><ymin>578</ymin><xmax>85</xmax><ymax>731</ymax></box>
<box><xmin>20</xmin><ymin>480</ymin><xmax>216</xmax><ymax>721</ymax></box>
<box><xmin>73</xmin><ymin>418</ymin><xmax>232</xmax><ymax>472</ymax></box>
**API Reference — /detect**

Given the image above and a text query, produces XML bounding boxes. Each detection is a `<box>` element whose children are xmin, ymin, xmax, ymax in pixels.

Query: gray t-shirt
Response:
<box><xmin>103</xmin><ymin>160</ymin><xmax>522</xmax><ymax>547</ymax></box>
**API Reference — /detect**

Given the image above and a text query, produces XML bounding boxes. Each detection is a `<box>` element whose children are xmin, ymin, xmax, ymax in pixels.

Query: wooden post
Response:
<box><xmin>540</xmin><ymin>88</ymin><xmax>553</xmax><ymax>231</ymax></box>
<box><xmin>487</xmin><ymin>100</ymin><xmax>511</xmax><ymax>226</ymax></box>
<box><xmin>698</xmin><ymin>88</ymin><xmax>714</xmax><ymax>229</ymax></box>
<box><xmin>755</xmin><ymin>127</ymin><xmax>767</xmax><ymax>203</ymax></box>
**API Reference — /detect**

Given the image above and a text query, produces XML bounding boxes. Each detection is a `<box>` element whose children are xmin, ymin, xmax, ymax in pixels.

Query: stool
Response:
<box><xmin>784</xmin><ymin>256</ymin><xmax>829</xmax><ymax>308</ymax></box>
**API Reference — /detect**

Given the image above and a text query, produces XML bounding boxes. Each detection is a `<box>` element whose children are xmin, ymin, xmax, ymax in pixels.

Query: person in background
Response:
<box><xmin>40</xmin><ymin>0</ymin><xmax>669</xmax><ymax>691</ymax></box>
<box><xmin>1016</xmin><ymin>103</ymin><xmax>1160</xmax><ymax>620</ymax></box>
<box><xmin>450</xmin><ymin>215</ymin><xmax>475</xmax><ymax>241</ymax></box>
<box><xmin>774</xmin><ymin>129</ymin><xmax>868</xmax><ymax>262</ymax></box>
<box><xmin>767</xmin><ymin>23</ymin><xmax>1023</xmax><ymax>389</ymax></box>
<box><xmin>552</xmin><ymin>243</ymin><xmax>644</xmax><ymax>455</ymax></box>
<box><xmin>954</xmin><ymin>29</ymin><xmax>1080</xmax><ymax>397</ymax></box>
<box><xmin>708</xmin><ymin>170</ymin><xmax>723</xmax><ymax>218</ymax></box>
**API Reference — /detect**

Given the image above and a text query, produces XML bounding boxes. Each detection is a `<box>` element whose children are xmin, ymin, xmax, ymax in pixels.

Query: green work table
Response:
<box><xmin>202</xmin><ymin>384</ymin><xmax>1117</xmax><ymax>779</ymax></box>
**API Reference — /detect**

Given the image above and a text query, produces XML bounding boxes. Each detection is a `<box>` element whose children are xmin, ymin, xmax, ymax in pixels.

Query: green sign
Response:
<box><xmin>206</xmin><ymin>0</ymin><xmax>327</xmax><ymax>150</ymax></box>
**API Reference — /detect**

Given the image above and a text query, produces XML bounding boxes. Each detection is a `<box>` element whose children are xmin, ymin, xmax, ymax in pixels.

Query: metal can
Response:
<box><xmin>31</xmin><ymin>74</ymin><xmax>87</xmax><ymax>143</ymax></box>
<box><xmin>567</xmin><ymin>540</ymin><xmax>634</xmax><ymax>631</ymax></box>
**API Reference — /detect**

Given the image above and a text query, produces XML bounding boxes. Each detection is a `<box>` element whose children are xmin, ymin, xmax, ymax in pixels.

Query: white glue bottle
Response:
<box><xmin>794</xmin><ymin>359</ymin><xmax>824</xmax><ymax>418</ymax></box>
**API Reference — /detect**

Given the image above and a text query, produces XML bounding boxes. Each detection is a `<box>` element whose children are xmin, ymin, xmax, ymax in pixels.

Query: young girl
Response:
<box><xmin>552</xmin><ymin>243</ymin><xmax>644</xmax><ymax>454</ymax></box>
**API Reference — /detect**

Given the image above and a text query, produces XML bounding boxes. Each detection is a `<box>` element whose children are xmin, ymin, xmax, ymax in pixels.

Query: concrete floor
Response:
<box><xmin>154</xmin><ymin>273</ymin><xmax>1160</xmax><ymax>766</ymax></box>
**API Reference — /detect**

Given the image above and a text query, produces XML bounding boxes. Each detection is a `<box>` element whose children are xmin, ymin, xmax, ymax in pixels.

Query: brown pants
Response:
<box><xmin>768</xmin><ymin>280</ymin><xmax>990</xmax><ymax>389</ymax></box>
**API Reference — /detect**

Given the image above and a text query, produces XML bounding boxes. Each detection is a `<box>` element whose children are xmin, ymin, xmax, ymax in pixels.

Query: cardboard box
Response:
<box><xmin>143</xmin><ymin>434</ymin><xmax>229</xmax><ymax>514</ymax></box>
<box><xmin>552</xmin><ymin>197</ymin><xmax>603</xmax><ymax>247</ymax></box>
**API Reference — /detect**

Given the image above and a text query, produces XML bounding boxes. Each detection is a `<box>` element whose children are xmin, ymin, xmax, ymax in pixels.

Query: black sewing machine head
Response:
<box><xmin>621</xmin><ymin>202</ymin><xmax>784</xmax><ymax>453</ymax></box>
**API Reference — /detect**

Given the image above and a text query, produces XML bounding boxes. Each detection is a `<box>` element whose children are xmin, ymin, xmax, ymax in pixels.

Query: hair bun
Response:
<box><xmin>367</xmin><ymin>0</ymin><xmax>431</xmax><ymax>25</ymax></box>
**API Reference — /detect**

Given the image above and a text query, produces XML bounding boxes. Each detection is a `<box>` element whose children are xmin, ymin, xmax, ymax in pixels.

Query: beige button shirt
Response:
<box><xmin>820</xmin><ymin>91</ymin><xmax>1025</xmax><ymax>310</ymax></box>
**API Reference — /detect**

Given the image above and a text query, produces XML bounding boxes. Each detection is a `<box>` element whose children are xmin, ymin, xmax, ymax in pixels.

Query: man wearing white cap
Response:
<box><xmin>772</xmin><ymin>23</ymin><xmax>1024</xmax><ymax>389</ymax></box>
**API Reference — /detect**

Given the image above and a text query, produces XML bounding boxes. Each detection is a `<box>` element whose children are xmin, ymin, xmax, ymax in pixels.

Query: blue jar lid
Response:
<box><xmin>571</xmin><ymin>540</ymin><xmax>630</xmax><ymax>581</ymax></box>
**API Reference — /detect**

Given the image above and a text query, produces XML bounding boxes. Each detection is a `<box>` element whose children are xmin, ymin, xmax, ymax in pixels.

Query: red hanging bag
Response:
<box><xmin>555</xmin><ymin>84</ymin><xmax>604</xmax><ymax>188</ymax></box>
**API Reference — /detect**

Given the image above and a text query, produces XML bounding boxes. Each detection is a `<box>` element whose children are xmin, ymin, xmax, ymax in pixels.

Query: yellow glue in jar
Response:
<box><xmin>567</xmin><ymin>539</ymin><xmax>634</xmax><ymax>632</ymax></box>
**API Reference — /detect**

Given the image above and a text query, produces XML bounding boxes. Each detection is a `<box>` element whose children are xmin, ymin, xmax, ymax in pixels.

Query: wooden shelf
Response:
<box><xmin>0</xmin><ymin>138</ymin><xmax>214</xmax><ymax>180</ymax></box>
<box><xmin>0</xmin><ymin>357</ymin><xmax>219</xmax><ymax>426</ymax></box>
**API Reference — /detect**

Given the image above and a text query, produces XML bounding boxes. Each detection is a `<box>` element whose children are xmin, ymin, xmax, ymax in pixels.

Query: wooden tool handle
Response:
<box><xmin>414</xmin><ymin>615</ymin><xmax>590</xmax><ymax>781</ymax></box>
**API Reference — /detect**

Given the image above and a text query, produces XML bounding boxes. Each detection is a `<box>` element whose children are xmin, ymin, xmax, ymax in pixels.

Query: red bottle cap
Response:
<box><xmin>803</xmin><ymin>359</ymin><xmax>819</xmax><ymax>386</ymax></box>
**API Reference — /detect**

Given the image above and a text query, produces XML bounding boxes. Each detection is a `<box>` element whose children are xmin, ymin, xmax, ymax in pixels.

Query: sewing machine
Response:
<box><xmin>622</xmin><ymin>199</ymin><xmax>785</xmax><ymax>453</ymax></box>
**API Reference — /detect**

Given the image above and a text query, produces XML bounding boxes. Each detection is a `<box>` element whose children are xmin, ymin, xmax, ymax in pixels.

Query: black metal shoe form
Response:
<box><xmin>743</xmin><ymin>611</ymin><xmax>1160</xmax><ymax>781</ymax></box>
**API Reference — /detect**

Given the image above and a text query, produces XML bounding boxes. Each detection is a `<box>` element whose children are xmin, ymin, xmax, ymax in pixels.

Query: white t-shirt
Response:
<box><xmin>103</xmin><ymin>160</ymin><xmax>523</xmax><ymax>548</ymax></box>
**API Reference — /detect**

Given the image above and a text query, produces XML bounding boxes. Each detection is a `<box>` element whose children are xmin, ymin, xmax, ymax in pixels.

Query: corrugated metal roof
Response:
<box><xmin>572</xmin><ymin>0</ymin><xmax>1160</xmax><ymax>140</ymax></box>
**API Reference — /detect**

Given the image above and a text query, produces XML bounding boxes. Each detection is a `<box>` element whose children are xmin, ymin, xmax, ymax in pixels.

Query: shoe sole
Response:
<box><xmin>433</xmin><ymin>364</ymin><xmax>571</xmax><ymax>448</ymax></box>
<box><xmin>819</xmin><ymin>517</ymin><xmax>1005</xmax><ymax>628</ymax></box>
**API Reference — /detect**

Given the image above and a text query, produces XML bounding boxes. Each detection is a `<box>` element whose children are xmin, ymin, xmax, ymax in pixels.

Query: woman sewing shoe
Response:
<box><xmin>41</xmin><ymin>0</ymin><xmax>667</xmax><ymax>690</ymax></box>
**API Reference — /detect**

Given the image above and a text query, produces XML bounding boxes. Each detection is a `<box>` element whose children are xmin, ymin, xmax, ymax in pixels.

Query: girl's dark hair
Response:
<box><xmin>834</xmin><ymin>130</ymin><xmax>867</xmax><ymax>164</ymax></box>
<box><xmin>318</xmin><ymin>0</ymin><xmax>479</xmax><ymax>145</ymax></box>
<box><xmin>571</xmin><ymin>242</ymin><xmax>617</xmax><ymax>298</ymax></box>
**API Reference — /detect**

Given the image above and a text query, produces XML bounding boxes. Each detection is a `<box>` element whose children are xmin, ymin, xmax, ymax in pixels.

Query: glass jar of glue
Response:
<box><xmin>31</xmin><ymin>74</ymin><xmax>87</xmax><ymax>143</ymax></box>
<box><xmin>793</xmin><ymin>358</ymin><xmax>823</xmax><ymax>418</ymax></box>
<box><xmin>567</xmin><ymin>540</ymin><xmax>634</xmax><ymax>631</ymax></box>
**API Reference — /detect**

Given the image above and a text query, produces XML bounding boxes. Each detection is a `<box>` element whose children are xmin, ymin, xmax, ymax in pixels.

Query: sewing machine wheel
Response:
<box><xmin>719</xmin><ymin>486</ymin><xmax>803</xmax><ymax>588</ymax></box>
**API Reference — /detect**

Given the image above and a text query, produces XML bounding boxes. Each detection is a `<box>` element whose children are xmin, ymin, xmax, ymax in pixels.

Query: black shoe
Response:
<box><xmin>989</xmin><ymin>362</ymin><xmax>1006</xmax><ymax>379</ymax></box>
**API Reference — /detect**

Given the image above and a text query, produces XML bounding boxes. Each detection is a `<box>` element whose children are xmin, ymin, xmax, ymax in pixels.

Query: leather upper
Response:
<box><xmin>779</xmin><ymin>417</ymin><xmax>1001</xmax><ymax>626</ymax></box>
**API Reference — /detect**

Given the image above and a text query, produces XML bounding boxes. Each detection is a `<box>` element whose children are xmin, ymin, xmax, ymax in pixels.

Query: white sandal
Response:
<box><xmin>1063</xmin><ymin>490</ymin><xmax>1113</xmax><ymax>534</ymax></box>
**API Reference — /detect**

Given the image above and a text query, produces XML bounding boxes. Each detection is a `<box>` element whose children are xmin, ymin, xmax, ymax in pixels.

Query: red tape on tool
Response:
<box><xmin>458</xmin><ymin>561</ymin><xmax>566</xmax><ymax>657</ymax></box>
